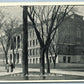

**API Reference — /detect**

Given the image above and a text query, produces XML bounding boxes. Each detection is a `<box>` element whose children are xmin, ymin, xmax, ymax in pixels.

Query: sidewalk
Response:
<box><xmin>0</xmin><ymin>67</ymin><xmax>84</xmax><ymax>77</ymax></box>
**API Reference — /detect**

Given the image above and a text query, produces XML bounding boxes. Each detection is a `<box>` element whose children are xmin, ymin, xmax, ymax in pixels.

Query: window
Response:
<box><xmin>68</xmin><ymin>57</ymin><xmax>71</xmax><ymax>63</ymax></box>
<box><xmin>17</xmin><ymin>36</ymin><xmax>20</xmax><ymax>48</ymax></box>
<box><xmin>13</xmin><ymin>37</ymin><xmax>16</xmax><ymax>49</ymax></box>
<box><xmin>33</xmin><ymin>58</ymin><xmax>35</xmax><ymax>64</ymax></box>
<box><xmin>33</xmin><ymin>49</ymin><xmax>34</xmax><ymax>55</ymax></box>
<box><xmin>30</xmin><ymin>40</ymin><xmax>32</xmax><ymax>47</ymax></box>
<box><xmin>36</xmin><ymin>39</ymin><xmax>38</xmax><ymax>45</ymax></box>
<box><xmin>17</xmin><ymin>53</ymin><xmax>19</xmax><ymax>63</ymax></box>
<box><xmin>33</xmin><ymin>40</ymin><xmax>35</xmax><ymax>46</ymax></box>
<box><xmin>30</xmin><ymin>49</ymin><xmax>32</xmax><ymax>56</ymax></box>
<box><xmin>63</xmin><ymin>56</ymin><xmax>66</xmax><ymax>63</ymax></box>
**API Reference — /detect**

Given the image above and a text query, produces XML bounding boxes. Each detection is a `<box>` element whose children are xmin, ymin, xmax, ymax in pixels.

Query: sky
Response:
<box><xmin>1</xmin><ymin>6</ymin><xmax>23</xmax><ymax>22</ymax></box>
<box><xmin>0</xmin><ymin>5</ymin><xmax>84</xmax><ymax>24</ymax></box>
<box><xmin>1</xmin><ymin>6</ymin><xmax>84</xmax><ymax>20</ymax></box>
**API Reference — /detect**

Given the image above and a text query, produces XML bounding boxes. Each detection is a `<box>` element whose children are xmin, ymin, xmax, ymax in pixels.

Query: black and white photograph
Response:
<box><xmin>0</xmin><ymin>4</ymin><xmax>84</xmax><ymax>81</ymax></box>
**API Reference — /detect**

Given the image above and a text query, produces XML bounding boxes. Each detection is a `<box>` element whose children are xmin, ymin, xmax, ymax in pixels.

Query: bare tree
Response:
<box><xmin>26</xmin><ymin>5</ymin><xmax>74</xmax><ymax>78</ymax></box>
<box><xmin>0</xmin><ymin>16</ymin><xmax>19</xmax><ymax>70</ymax></box>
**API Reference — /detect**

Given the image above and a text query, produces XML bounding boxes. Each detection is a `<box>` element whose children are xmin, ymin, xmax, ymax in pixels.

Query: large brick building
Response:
<box><xmin>0</xmin><ymin>13</ymin><xmax>84</xmax><ymax>67</ymax></box>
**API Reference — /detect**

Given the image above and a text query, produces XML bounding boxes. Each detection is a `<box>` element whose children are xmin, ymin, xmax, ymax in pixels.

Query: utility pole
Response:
<box><xmin>22</xmin><ymin>6</ymin><xmax>28</xmax><ymax>80</ymax></box>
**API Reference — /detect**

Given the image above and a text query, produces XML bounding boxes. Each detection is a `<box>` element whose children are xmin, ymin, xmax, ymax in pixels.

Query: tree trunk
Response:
<box><xmin>5</xmin><ymin>52</ymin><xmax>8</xmax><ymax>69</ymax></box>
<box><xmin>5</xmin><ymin>52</ymin><xmax>8</xmax><ymax>64</ymax></box>
<box><xmin>46</xmin><ymin>48</ymin><xmax>50</xmax><ymax>73</ymax></box>
<box><xmin>22</xmin><ymin>6</ymin><xmax>28</xmax><ymax>80</ymax></box>
<box><xmin>12</xmin><ymin>48</ymin><xmax>15</xmax><ymax>68</ymax></box>
<box><xmin>40</xmin><ymin>47</ymin><xmax>45</xmax><ymax>79</ymax></box>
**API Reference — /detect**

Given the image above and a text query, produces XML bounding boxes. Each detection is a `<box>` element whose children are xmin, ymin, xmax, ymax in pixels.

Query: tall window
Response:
<box><xmin>33</xmin><ymin>49</ymin><xmax>34</xmax><ymax>55</ymax></box>
<box><xmin>36</xmin><ymin>39</ymin><xmax>38</xmax><ymax>45</ymax></box>
<box><xmin>63</xmin><ymin>56</ymin><xmax>66</xmax><ymax>63</ymax></box>
<box><xmin>17</xmin><ymin>36</ymin><xmax>20</xmax><ymax>48</ymax></box>
<box><xmin>13</xmin><ymin>37</ymin><xmax>16</xmax><ymax>49</ymax></box>
<box><xmin>30</xmin><ymin>49</ymin><xmax>32</xmax><ymax>56</ymax></box>
<box><xmin>33</xmin><ymin>59</ymin><xmax>35</xmax><ymax>64</ymax></box>
<box><xmin>30</xmin><ymin>40</ymin><xmax>32</xmax><ymax>47</ymax></box>
<box><xmin>17</xmin><ymin>53</ymin><xmax>19</xmax><ymax>63</ymax></box>
<box><xmin>68</xmin><ymin>57</ymin><xmax>71</xmax><ymax>63</ymax></box>
<box><xmin>33</xmin><ymin>40</ymin><xmax>35</xmax><ymax>46</ymax></box>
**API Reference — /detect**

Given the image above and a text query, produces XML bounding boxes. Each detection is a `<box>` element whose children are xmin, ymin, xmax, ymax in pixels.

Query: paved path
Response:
<box><xmin>0</xmin><ymin>67</ymin><xmax>84</xmax><ymax>77</ymax></box>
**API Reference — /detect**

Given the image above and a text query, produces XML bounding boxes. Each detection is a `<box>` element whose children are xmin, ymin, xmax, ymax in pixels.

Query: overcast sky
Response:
<box><xmin>1</xmin><ymin>5</ymin><xmax>84</xmax><ymax>23</ymax></box>
<box><xmin>0</xmin><ymin>5</ymin><xmax>84</xmax><ymax>35</ymax></box>
<box><xmin>1</xmin><ymin>6</ymin><xmax>23</xmax><ymax>23</ymax></box>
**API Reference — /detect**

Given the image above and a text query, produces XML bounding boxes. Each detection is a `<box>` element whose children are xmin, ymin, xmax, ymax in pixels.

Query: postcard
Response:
<box><xmin>0</xmin><ymin>2</ymin><xmax>83</xmax><ymax>82</ymax></box>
